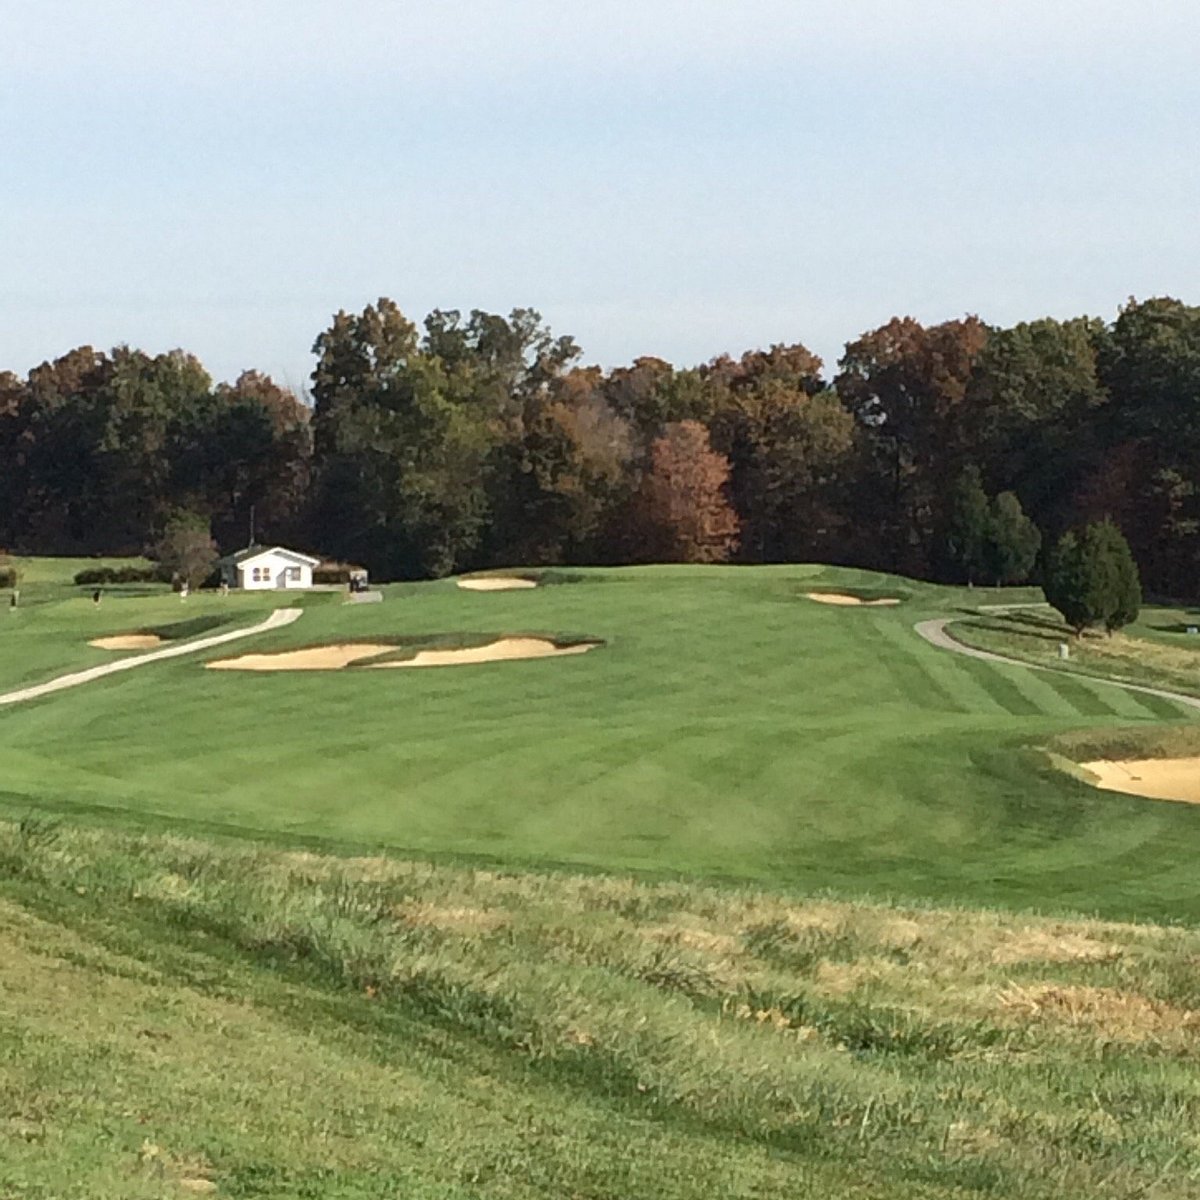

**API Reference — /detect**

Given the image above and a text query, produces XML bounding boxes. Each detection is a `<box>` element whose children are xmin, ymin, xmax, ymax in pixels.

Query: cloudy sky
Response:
<box><xmin>4</xmin><ymin>0</ymin><xmax>1198</xmax><ymax>392</ymax></box>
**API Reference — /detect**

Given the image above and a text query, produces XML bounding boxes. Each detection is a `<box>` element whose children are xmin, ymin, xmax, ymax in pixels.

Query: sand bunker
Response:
<box><xmin>207</xmin><ymin>637</ymin><xmax>599</xmax><ymax>672</ymax></box>
<box><xmin>369</xmin><ymin>637</ymin><xmax>598</xmax><ymax>668</ymax></box>
<box><xmin>456</xmin><ymin>577</ymin><xmax>538</xmax><ymax>591</ymax></box>
<box><xmin>207</xmin><ymin>643</ymin><xmax>396</xmax><ymax>672</ymax></box>
<box><xmin>1082</xmin><ymin>758</ymin><xmax>1200</xmax><ymax>806</ymax></box>
<box><xmin>89</xmin><ymin>634</ymin><xmax>164</xmax><ymax>651</ymax></box>
<box><xmin>806</xmin><ymin>592</ymin><xmax>900</xmax><ymax>607</ymax></box>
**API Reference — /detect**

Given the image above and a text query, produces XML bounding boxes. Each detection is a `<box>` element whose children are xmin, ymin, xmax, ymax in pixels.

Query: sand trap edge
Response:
<box><xmin>206</xmin><ymin>643</ymin><xmax>397</xmax><ymax>671</ymax></box>
<box><xmin>1078</xmin><ymin>757</ymin><xmax>1200</xmax><ymax>806</ymax></box>
<box><xmin>368</xmin><ymin>637</ymin><xmax>601</xmax><ymax>668</ymax></box>
<box><xmin>806</xmin><ymin>592</ymin><xmax>901</xmax><ymax>608</ymax></box>
<box><xmin>206</xmin><ymin>637</ymin><xmax>603</xmax><ymax>672</ymax></box>
<box><xmin>456</xmin><ymin>577</ymin><xmax>539</xmax><ymax>592</ymax></box>
<box><xmin>89</xmin><ymin>634</ymin><xmax>165</xmax><ymax>651</ymax></box>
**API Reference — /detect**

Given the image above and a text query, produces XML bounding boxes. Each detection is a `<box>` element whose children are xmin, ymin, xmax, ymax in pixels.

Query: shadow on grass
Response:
<box><xmin>961</xmin><ymin>619</ymin><xmax>1064</xmax><ymax>645</ymax></box>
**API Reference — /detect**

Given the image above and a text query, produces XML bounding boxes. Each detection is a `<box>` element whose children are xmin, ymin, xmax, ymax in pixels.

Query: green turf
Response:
<box><xmin>2</xmin><ymin>564</ymin><xmax>1199</xmax><ymax>921</ymax></box>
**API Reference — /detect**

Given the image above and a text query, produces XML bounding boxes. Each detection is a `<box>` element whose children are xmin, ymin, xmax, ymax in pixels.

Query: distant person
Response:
<box><xmin>9</xmin><ymin>590</ymin><xmax>16</xmax><ymax>612</ymax></box>
<box><xmin>219</xmin><ymin>580</ymin><xmax>229</xmax><ymax>597</ymax></box>
<box><xmin>179</xmin><ymin>580</ymin><xmax>189</xmax><ymax>602</ymax></box>
<box><xmin>92</xmin><ymin>588</ymin><xmax>101</xmax><ymax>606</ymax></box>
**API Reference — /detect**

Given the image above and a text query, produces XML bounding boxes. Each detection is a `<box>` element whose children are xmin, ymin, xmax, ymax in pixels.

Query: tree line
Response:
<box><xmin>2</xmin><ymin>296</ymin><xmax>1198</xmax><ymax>598</ymax></box>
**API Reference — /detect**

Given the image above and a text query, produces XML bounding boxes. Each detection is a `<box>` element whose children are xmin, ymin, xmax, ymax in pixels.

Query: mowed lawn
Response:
<box><xmin>2</xmin><ymin>564</ymin><xmax>1200</xmax><ymax>920</ymax></box>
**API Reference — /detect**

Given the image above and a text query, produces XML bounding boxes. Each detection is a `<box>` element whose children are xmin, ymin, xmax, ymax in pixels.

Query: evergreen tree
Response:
<box><xmin>1043</xmin><ymin>521</ymin><xmax>1141</xmax><ymax>634</ymax></box>
<box><xmin>984</xmin><ymin>491</ymin><xmax>1041</xmax><ymax>585</ymax></box>
<box><xmin>942</xmin><ymin>465</ymin><xmax>990</xmax><ymax>583</ymax></box>
<box><xmin>1044</xmin><ymin>531</ymin><xmax>1091</xmax><ymax>634</ymax></box>
<box><xmin>1086</xmin><ymin>519</ymin><xmax>1142</xmax><ymax>632</ymax></box>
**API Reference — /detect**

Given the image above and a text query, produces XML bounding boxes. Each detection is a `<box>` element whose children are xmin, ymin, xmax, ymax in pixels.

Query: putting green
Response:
<box><xmin>1</xmin><ymin>563</ymin><xmax>1198</xmax><ymax>921</ymax></box>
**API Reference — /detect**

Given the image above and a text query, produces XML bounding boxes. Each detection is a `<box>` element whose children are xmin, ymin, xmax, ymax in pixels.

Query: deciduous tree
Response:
<box><xmin>155</xmin><ymin>511</ymin><xmax>218</xmax><ymax>589</ymax></box>
<box><xmin>631</xmin><ymin>421</ymin><xmax>739</xmax><ymax>563</ymax></box>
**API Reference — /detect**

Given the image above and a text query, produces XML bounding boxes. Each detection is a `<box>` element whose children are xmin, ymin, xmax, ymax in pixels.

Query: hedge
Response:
<box><xmin>313</xmin><ymin>561</ymin><xmax>365</xmax><ymax>586</ymax></box>
<box><xmin>73</xmin><ymin>566</ymin><xmax>163</xmax><ymax>586</ymax></box>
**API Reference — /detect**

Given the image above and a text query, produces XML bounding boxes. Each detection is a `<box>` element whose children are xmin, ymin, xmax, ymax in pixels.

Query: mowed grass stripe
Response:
<box><xmin>855</xmin><ymin>619</ymin><xmax>968</xmax><ymax>712</ymax></box>
<box><xmin>952</xmin><ymin>657</ymin><xmax>1048</xmax><ymax>716</ymax></box>
<box><xmin>1110</xmin><ymin>688</ymin><xmax>1195</xmax><ymax>721</ymax></box>
<box><xmin>873</xmin><ymin>617</ymin><xmax>1041</xmax><ymax>715</ymax></box>
<box><xmin>1080</xmin><ymin>681</ymin><xmax>1185</xmax><ymax>723</ymax></box>
<box><xmin>1036</xmin><ymin>670</ymin><xmax>1124</xmax><ymax>718</ymax></box>
<box><xmin>972</xmin><ymin>661</ymin><xmax>1104</xmax><ymax>718</ymax></box>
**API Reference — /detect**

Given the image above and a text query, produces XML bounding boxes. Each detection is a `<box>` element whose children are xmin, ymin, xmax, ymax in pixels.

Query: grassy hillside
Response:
<box><xmin>3</xmin><ymin>819</ymin><xmax>1199</xmax><ymax>1200</ymax></box>
<box><xmin>1</xmin><ymin>564</ymin><xmax>1199</xmax><ymax>920</ymax></box>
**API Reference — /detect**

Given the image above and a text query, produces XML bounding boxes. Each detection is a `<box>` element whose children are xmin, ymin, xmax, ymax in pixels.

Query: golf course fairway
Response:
<box><xmin>2</xmin><ymin>563</ymin><xmax>1199</xmax><ymax>922</ymax></box>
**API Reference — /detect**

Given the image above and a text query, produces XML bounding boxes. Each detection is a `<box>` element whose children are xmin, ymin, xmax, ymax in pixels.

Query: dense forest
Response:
<box><xmin>2</xmin><ymin>296</ymin><xmax>1199</xmax><ymax>596</ymax></box>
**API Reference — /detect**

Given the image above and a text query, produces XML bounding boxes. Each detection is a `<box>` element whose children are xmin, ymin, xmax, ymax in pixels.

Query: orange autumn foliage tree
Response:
<box><xmin>633</xmin><ymin>421</ymin><xmax>740</xmax><ymax>563</ymax></box>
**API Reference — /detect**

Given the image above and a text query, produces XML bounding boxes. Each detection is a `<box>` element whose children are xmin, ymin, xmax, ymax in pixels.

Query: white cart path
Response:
<box><xmin>0</xmin><ymin>607</ymin><xmax>303</xmax><ymax>708</ymax></box>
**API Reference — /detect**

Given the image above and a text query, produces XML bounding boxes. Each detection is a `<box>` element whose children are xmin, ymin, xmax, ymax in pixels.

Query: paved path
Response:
<box><xmin>914</xmin><ymin>617</ymin><xmax>1200</xmax><ymax>714</ymax></box>
<box><xmin>0</xmin><ymin>607</ymin><xmax>303</xmax><ymax>708</ymax></box>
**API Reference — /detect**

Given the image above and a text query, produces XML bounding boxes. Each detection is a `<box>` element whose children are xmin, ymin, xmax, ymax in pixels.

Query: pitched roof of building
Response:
<box><xmin>217</xmin><ymin>545</ymin><xmax>321</xmax><ymax>568</ymax></box>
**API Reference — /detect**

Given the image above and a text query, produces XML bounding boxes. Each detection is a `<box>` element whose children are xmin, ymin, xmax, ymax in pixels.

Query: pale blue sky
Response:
<box><xmin>4</xmin><ymin>0</ymin><xmax>1199</xmax><ymax>394</ymax></box>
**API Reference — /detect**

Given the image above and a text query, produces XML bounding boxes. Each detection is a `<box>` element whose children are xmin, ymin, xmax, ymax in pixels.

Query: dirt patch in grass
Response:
<box><xmin>368</xmin><ymin>637</ymin><xmax>600</xmax><ymax>668</ymax></box>
<box><xmin>457</xmin><ymin>577</ymin><xmax>538</xmax><ymax>591</ymax></box>
<box><xmin>207</xmin><ymin>643</ymin><xmax>396</xmax><ymax>671</ymax></box>
<box><xmin>990</xmin><ymin>927</ymin><xmax>1120</xmax><ymax>965</ymax></box>
<box><xmin>391</xmin><ymin>901</ymin><xmax>509</xmax><ymax>934</ymax></box>
<box><xmin>806</xmin><ymin>592</ymin><xmax>900</xmax><ymax>607</ymax></box>
<box><xmin>89</xmin><ymin>634</ymin><xmax>164</xmax><ymax>651</ymax></box>
<box><xmin>1081</xmin><ymin>758</ymin><xmax>1200</xmax><ymax>806</ymax></box>
<box><xmin>643</xmin><ymin>922</ymin><xmax>744</xmax><ymax>959</ymax></box>
<box><xmin>999</xmin><ymin>983</ymin><xmax>1200</xmax><ymax>1040</ymax></box>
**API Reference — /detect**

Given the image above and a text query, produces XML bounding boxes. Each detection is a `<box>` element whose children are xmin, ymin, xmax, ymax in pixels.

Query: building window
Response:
<box><xmin>251</xmin><ymin>565</ymin><xmax>267</xmax><ymax>582</ymax></box>
<box><xmin>287</xmin><ymin>566</ymin><xmax>301</xmax><ymax>581</ymax></box>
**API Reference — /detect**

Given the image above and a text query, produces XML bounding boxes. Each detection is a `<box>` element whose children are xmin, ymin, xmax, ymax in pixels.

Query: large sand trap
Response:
<box><xmin>456</xmin><ymin>577</ymin><xmax>538</xmax><ymax>591</ymax></box>
<box><xmin>207</xmin><ymin>643</ymin><xmax>396</xmax><ymax>671</ymax></box>
<box><xmin>1082</xmin><ymin>758</ymin><xmax>1200</xmax><ymax>806</ymax></box>
<box><xmin>369</xmin><ymin>637</ymin><xmax>598</xmax><ymax>668</ymax></box>
<box><xmin>806</xmin><ymin>592</ymin><xmax>900</xmax><ymax>607</ymax></box>
<box><xmin>89</xmin><ymin>634</ymin><xmax>164</xmax><ymax>651</ymax></box>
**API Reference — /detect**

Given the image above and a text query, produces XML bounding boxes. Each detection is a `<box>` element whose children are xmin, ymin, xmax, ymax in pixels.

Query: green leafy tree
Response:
<box><xmin>155</xmin><ymin>511</ymin><xmax>218</xmax><ymax>589</ymax></box>
<box><xmin>1088</xmin><ymin>519</ymin><xmax>1142</xmax><ymax>632</ymax></box>
<box><xmin>984</xmin><ymin>491</ymin><xmax>1041</xmax><ymax>586</ymax></box>
<box><xmin>1043</xmin><ymin>531</ymin><xmax>1091</xmax><ymax>634</ymax></box>
<box><xmin>310</xmin><ymin>299</ymin><xmax>496</xmax><ymax>578</ymax></box>
<box><xmin>942</xmin><ymin>466</ymin><xmax>991</xmax><ymax>584</ymax></box>
<box><xmin>1044</xmin><ymin>521</ymin><xmax>1141</xmax><ymax>635</ymax></box>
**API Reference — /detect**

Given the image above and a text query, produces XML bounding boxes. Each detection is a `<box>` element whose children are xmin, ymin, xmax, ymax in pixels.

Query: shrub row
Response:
<box><xmin>314</xmin><ymin>560</ymin><xmax>364</xmax><ymax>585</ymax></box>
<box><xmin>73</xmin><ymin>565</ymin><xmax>164</xmax><ymax>586</ymax></box>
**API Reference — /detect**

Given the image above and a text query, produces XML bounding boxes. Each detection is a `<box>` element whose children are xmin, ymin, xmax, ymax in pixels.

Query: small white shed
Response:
<box><xmin>218</xmin><ymin>546</ymin><xmax>321</xmax><ymax>591</ymax></box>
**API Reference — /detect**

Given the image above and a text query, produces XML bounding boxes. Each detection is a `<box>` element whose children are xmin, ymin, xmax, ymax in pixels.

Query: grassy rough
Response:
<box><xmin>3</xmin><ymin>819</ymin><xmax>1200</xmax><ymax>1199</ymax></box>
<box><xmin>952</xmin><ymin>606</ymin><xmax>1200</xmax><ymax>699</ymax></box>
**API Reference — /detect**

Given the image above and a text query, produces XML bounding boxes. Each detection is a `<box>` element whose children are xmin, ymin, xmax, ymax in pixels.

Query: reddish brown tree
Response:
<box><xmin>632</xmin><ymin>421</ymin><xmax>739</xmax><ymax>563</ymax></box>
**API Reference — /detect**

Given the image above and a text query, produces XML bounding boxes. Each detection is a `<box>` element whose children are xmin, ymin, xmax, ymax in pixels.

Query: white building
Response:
<box><xmin>218</xmin><ymin>546</ymin><xmax>321</xmax><ymax>591</ymax></box>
